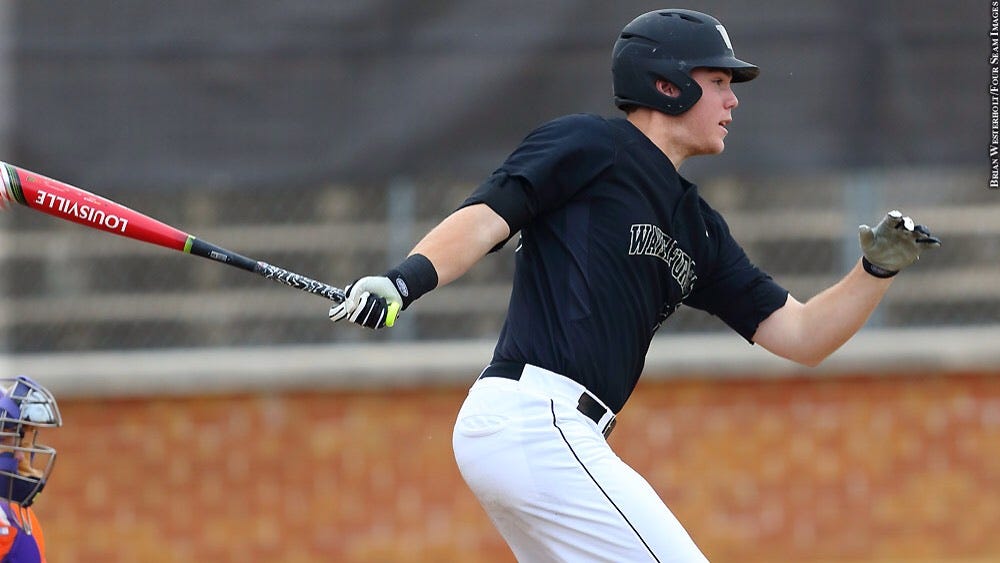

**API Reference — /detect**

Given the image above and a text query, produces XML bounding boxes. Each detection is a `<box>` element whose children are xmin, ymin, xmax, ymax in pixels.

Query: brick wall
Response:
<box><xmin>36</xmin><ymin>371</ymin><xmax>1000</xmax><ymax>562</ymax></box>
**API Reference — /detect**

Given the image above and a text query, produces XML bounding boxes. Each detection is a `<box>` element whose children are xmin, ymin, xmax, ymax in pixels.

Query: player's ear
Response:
<box><xmin>656</xmin><ymin>79</ymin><xmax>682</xmax><ymax>99</ymax></box>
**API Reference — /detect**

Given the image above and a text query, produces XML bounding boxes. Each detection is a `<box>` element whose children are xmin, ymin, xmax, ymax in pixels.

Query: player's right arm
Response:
<box><xmin>409</xmin><ymin>203</ymin><xmax>510</xmax><ymax>287</ymax></box>
<box><xmin>328</xmin><ymin>203</ymin><xmax>509</xmax><ymax>329</ymax></box>
<box><xmin>329</xmin><ymin>114</ymin><xmax>612</xmax><ymax>330</ymax></box>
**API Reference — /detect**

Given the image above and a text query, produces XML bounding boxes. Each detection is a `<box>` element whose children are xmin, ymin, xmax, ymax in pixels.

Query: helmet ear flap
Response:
<box><xmin>612</xmin><ymin>44</ymin><xmax>704</xmax><ymax>115</ymax></box>
<box><xmin>649</xmin><ymin>68</ymin><xmax>703</xmax><ymax>116</ymax></box>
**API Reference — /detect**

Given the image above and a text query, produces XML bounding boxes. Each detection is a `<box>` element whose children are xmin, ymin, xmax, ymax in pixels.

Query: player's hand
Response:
<box><xmin>328</xmin><ymin>276</ymin><xmax>403</xmax><ymax>329</ymax></box>
<box><xmin>859</xmin><ymin>210</ymin><xmax>941</xmax><ymax>278</ymax></box>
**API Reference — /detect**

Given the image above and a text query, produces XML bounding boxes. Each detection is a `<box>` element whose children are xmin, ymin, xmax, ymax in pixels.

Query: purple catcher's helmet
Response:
<box><xmin>0</xmin><ymin>375</ymin><xmax>61</xmax><ymax>507</ymax></box>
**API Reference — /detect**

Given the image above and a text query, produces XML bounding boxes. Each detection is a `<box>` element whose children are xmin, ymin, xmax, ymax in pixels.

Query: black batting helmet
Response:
<box><xmin>612</xmin><ymin>9</ymin><xmax>759</xmax><ymax>115</ymax></box>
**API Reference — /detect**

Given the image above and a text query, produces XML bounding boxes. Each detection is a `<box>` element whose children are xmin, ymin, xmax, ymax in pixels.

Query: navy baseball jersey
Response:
<box><xmin>462</xmin><ymin>114</ymin><xmax>788</xmax><ymax>412</ymax></box>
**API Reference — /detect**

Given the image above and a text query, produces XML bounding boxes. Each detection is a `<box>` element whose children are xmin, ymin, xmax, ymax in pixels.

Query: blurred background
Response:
<box><xmin>0</xmin><ymin>0</ymin><xmax>996</xmax><ymax>561</ymax></box>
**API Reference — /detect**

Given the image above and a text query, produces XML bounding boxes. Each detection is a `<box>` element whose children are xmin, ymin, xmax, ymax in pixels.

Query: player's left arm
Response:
<box><xmin>752</xmin><ymin>210</ymin><xmax>941</xmax><ymax>366</ymax></box>
<box><xmin>752</xmin><ymin>261</ymin><xmax>892</xmax><ymax>366</ymax></box>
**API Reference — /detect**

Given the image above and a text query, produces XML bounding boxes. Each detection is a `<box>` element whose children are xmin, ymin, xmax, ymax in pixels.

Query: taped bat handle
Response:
<box><xmin>254</xmin><ymin>261</ymin><xmax>346</xmax><ymax>303</ymax></box>
<box><xmin>185</xmin><ymin>237</ymin><xmax>406</xmax><ymax>327</ymax></box>
<box><xmin>185</xmin><ymin>237</ymin><xmax>347</xmax><ymax>303</ymax></box>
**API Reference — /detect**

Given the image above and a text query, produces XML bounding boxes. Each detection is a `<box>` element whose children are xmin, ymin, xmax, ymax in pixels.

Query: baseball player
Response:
<box><xmin>0</xmin><ymin>375</ymin><xmax>62</xmax><ymax>563</ymax></box>
<box><xmin>329</xmin><ymin>9</ymin><xmax>941</xmax><ymax>561</ymax></box>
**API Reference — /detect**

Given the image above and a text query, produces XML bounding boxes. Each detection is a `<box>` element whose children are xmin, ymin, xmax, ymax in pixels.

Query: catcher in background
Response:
<box><xmin>0</xmin><ymin>375</ymin><xmax>62</xmax><ymax>563</ymax></box>
<box><xmin>330</xmin><ymin>8</ymin><xmax>941</xmax><ymax>561</ymax></box>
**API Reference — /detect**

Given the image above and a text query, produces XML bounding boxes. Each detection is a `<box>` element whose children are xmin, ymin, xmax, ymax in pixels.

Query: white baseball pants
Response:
<box><xmin>452</xmin><ymin>363</ymin><xmax>708</xmax><ymax>562</ymax></box>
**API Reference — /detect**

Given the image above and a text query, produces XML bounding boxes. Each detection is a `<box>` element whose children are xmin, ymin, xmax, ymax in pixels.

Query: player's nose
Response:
<box><xmin>726</xmin><ymin>91</ymin><xmax>739</xmax><ymax>110</ymax></box>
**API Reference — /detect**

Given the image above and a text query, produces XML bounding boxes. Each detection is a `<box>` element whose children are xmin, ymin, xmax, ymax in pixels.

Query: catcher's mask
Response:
<box><xmin>0</xmin><ymin>375</ymin><xmax>61</xmax><ymax>507</ymax></box>
<box><xmin>612</xmin><ymin>9</ymin><xmax>758</xmax><ymax>115</ymax></box>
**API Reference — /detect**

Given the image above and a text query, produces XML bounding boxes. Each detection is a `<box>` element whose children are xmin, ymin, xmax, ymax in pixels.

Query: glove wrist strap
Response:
<box><xmin>385</xmin><ymin>253</ymin><xmax>439</xmax><ymax>310</ymax></box>
<box><xmin>862</xmin><ymin>256</ymin><xmax>899</xmax><ymax>279</ymax></box>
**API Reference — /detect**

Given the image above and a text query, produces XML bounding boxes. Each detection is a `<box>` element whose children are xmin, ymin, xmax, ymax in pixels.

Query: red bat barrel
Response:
<box><xmin>0</xmin><ymin>160</ymin><xmax>352</xmax><ymax>309</ymax></box>
<box><xmin>0</xmin><ymin>162</ymin><xmax>191</xmax><ymax>251</ymax></box>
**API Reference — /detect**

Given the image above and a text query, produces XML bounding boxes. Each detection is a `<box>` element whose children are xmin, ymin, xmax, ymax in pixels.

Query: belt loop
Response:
<box><xmin>602</xmin><ymin>418</ymin><xmax>617</xmax><ymax>439</ymax></box>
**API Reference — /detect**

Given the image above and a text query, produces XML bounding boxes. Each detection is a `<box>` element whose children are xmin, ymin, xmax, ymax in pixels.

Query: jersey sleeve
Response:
<box><xmin>460</xmin><ymin>114</ymin><xmax>614</xmax><ymax>238</ymax></box>
<box><xmin>683</xmin><ymin>206</ymin><xmax>789</xmax><ymax>343</ymax></box>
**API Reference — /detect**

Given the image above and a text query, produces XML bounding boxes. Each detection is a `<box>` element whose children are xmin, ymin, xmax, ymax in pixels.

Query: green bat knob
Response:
<box><xmin>385</xmin><ymin>301</ymin><xmax>401</xmax><ymax>327</ymax></box>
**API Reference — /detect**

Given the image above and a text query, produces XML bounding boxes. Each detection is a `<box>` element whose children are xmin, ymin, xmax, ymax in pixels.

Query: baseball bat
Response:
<box><xmin>0</xmin><ymin>162</ymin><xmax>398</xmax><ymax>322</ymax></box>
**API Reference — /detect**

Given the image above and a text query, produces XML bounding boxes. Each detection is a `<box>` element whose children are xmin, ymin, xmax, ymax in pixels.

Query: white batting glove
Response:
<box><xmin>328</xmin><ymin>276</ymin><xmax>403</xmax><ymax>329</ymax></box>
<box><xmin>859</xmin><ymin>210</ymin><xmax>941</xmax><ymax>278</ymax></box>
